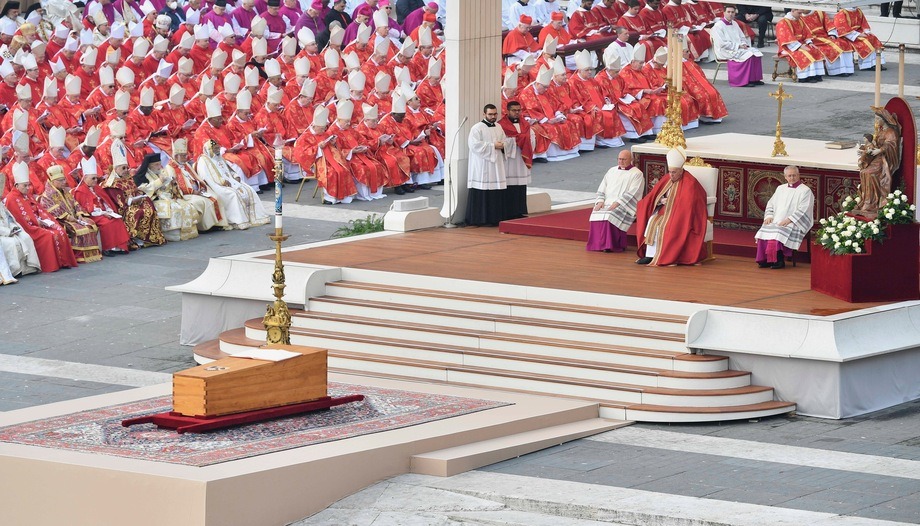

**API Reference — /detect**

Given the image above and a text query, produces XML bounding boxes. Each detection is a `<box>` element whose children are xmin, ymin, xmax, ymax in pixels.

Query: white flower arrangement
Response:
<box><xmin>816</xmin><ymin>190</ymin><xmax>915</xmax><ymax>255</ymax></box>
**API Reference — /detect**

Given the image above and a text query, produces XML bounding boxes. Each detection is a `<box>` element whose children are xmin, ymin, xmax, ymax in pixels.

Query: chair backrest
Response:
<box><xmin>684</xmin><ymin>164</ymin><xmax>718</xmax><ymax>201</ymax></box>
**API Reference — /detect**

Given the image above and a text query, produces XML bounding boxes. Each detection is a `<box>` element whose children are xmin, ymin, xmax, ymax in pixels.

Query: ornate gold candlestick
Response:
<box><xmin>263</xmin><ymin>150</ymin><xmax>291</xmax><ymax>345</ymax></box>
<box><xmin>769</xmin><ymin>83</ymin><xmax>791</xmax><ymax>157</ymax></box>
<box><xmin>655</xmin><ymin>79</ymin><xmax>686</xmax><ymax>149</ymax></box>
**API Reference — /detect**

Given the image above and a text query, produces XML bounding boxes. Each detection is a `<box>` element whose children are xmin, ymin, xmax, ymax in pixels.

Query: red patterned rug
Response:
<box><xmin>0</xmin><ymin>383</ymin><xmax>509</xmax><ymax>467</ymax></box>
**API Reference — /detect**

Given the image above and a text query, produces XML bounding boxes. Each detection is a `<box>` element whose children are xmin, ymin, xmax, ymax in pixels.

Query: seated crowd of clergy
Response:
<box><xmin>503</xmin><ymin>0</ymin><xmax>884</xmax><ymax>87</ymax></box>
<box><xmin>0</xmin><ymin>0</ymin><xmax>450</xmax><ymax>285</ymax></box>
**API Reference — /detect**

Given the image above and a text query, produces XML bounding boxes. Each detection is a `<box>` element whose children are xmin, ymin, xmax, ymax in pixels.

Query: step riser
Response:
<box><xmin>329</xmin><ymin>359</ymin><xmax>770</xmax><ymax>408</ymax></box>
<box><xmin>230</xmin><ymin>331</ymin><xmax>748</xmax><ymax>390</ymax></box>
<box><xmin>289</xmin><ymin>318</ymin><xmax>483</xmax><ymax>348</ymax></box>
<box><xmin>444</xmin><ymin>369</ymin><xmax>643</xmax><ymax>404</ymax></box>
<box><xmin>324</xmin><ymin>285</ymin><xmax>515</xmax><ymax>317</ymax></box>
<box><xmin>244</xmin><ymin>324</ymin><xmax>713</xmax><ymax>377</ymax></box>
<box><xmin>330</xmin><ymin>357</ymin><xmax>449</xmax><ymax>382</ymax></box>
<box><xmin>671</xmin><ymin>359</ymin><xmax>728</xmax><ymax>373</ymax></box>
<box><xmin>220</xmin><ymin>340</ymin><xmax>262</xmax><ymax>355</ymax></box>
<box><xmin>307</xmin><ymin>300</ymin><xmax>500</xmax><ymax>332</ymax></box>
<box><xmin>492</xmin><ymin>320</ymin><xmax>686</xmax><ymax>353</ymax></box>
<box><xmin>641</xmin><ymin>389</ymin><xmax>775</xmax><ymax>408</ymax></box>
<box><xmin>323</xmin><ymin>286</ymin><xmax>686</xmax><ymax>333</ymax></box>
<box><xmin>293</xmin><ymin>313</ymin><xmax>686</xmax><ymax>354</ymax></box>
<box><xmin>599</xmin><ymin>406</ymin><xmax>627</xmax><ymax>420</ymax></box>
<box><xmin>477</xmin><ymin>338</ymin><xmax>685</xmax><ymax>371</ymax></box>
<box><xmin>511</xmin><ymin>305</ymin><xmax>684</xmax><ymax>334</ymax></box>
<box><xmin>656</xmin><ymin>374</ymin><xmax>750</xmax><ymax>390</ymax></box>
<box><xmin>624</xmin><ymin>405</ymin><xmax>795</xmax><ymax>423</ymax></box>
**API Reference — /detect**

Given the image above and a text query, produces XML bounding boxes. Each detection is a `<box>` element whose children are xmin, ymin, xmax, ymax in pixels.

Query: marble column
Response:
<box><xmin>440</xmin><ymin>0</ymin><xmax>502</xmax><ymax>224</ymax></box>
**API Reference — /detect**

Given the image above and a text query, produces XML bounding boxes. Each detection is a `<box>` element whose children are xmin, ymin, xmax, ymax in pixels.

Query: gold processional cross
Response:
<box><xmin>769</xmin><ymin>83</ymin><xmax>792</xmax><ymax>157</ymax></box>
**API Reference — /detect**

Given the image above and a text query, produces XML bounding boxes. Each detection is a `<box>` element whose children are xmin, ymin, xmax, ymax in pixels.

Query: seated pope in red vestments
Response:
<box><xmin>635</xmin><ymin>147</ymin><xmax>708</xmax><ymax>266</ymax></box>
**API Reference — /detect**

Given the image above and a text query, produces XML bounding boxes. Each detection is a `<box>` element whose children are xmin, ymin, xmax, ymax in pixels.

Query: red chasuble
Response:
<box><xmin>73</xmin><ymin>184</ymin><xmax>132</xmax><ymax>251</ymax></box>
<box><xmin>775</xmin><ymin>16</ymin><xmax>826</xmax><ymax>69</ymax></box>
<box><xmin>4</xmin><ymin>188</ymin><xmax>78</xmax><ymax>272</ymax></box>
<box><xmin>502</xmin><ymin>27</ymin><xmax>540</xmax><ymax>55</ymax></box>
<box><xmin>642</xmin><ymin>62</ymin><xmax>699</xmax><ymax>126</ymax></box>
<box><xmin>292</xmin><ymin>129</ymin><xmax>357</xmax><ymax>200</ymax></box>
<box><xmin>566</xmin><ymin>73</ymin><xmax>626</xmax><ymax>140</ymax></box>
<box><xmin>358</xmin><ymin>121</ymin><xmax>410</xmax><ymax>187</ymax></box>
<box><xmin>680</xmin><ymin>60</ymin><xmax>728</xmax><ymax>120</ymax></box>
<box><xmin>833</xmin><ymin>8</ymin><xmax>882</xmax><ymax>59</ymax></box>
<box><xmin>635</xmin><ymin>170</ymin><xmax>708</xmax><ymax>266</ymax></box>
<box><xmin>802</xmin><ymin>11</ymin><xmax>851</xmax><ymax>62</ymax></box>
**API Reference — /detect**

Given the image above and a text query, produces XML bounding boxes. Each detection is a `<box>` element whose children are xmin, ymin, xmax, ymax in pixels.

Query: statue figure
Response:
<box><xmin>854</xmin><ymin>108</ymin><xmax>901</xmax><ymax>219</ymax></box>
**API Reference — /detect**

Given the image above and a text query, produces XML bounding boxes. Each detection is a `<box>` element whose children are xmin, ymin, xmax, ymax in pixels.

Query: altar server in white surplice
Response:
<box><xmin>711</xmin><ymin>5</ymin><xmax>764</xmax><ymax>88</ymax></box>
<box><xmin>0</xmin><ymin>198</ymin><xmax>41</xmax><ymax>283</ymax></box>
<box><xmin>195</xmin><ymin>140</ymin><xmax>270</xmax><ymax>231</ymax></box>
<box><xmin>754</xmin><ymin>165</ymin><xmax>814</xmax><ymax>269</ymax></box>
<box><xmin>586</xmin><ymin>150</ymin><xmax>644</xmax><ymax>253</ymax></box>
<box><xmin>465</xmin><ymin>104</ymin><xmax>511</xmax><ymax>227</ymax></box>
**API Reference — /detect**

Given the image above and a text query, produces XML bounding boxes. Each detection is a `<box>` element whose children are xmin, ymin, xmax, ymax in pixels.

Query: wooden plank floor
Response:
<box><xmin>273</xmin><ymin>228</ymin><xmax>890</xmax><ymax>316</ymax></box>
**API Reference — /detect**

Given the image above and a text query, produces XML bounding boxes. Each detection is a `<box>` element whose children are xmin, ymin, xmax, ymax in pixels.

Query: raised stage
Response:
<box><xmin>269</xmin><ymin>227</ymin><xmax>867</xmax><ymax>314</ymax></box>
<box><xmin>167</xmin><ymin>222</ymin><xmax>920</xmax><ymax>425</ymax></box>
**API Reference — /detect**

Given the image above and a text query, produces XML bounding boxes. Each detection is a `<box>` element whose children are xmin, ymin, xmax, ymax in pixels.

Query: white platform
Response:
<box><xmin>0</xmin><ymin>374</ymin><xmax>610</xmax><ymax>526</ymax></box>
<box><xmin>631</xmin><ymin>133</ymin><xmax>859</xmax><ymax>172</ymax></box>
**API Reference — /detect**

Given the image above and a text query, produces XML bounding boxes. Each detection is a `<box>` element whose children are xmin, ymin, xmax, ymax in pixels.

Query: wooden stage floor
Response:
<box><xmin>275</xmin><ymin>227</ymin><xmax>888</xmax><ymax>316</ymax></box>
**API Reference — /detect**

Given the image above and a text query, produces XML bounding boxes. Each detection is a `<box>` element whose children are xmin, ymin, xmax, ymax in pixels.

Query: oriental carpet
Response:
<box><xmin>0</xmin><ymin>383</ymin><xmax>509</xmax><ymax>467</ymax></box>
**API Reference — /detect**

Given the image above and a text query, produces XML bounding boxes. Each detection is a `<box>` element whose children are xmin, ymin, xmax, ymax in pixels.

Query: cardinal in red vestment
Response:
<box><xmin>635</xmin><ymin>148</ymin><xmax>708</xmax><ymax>266</ymax></box>
<box><xmin>4</xmin><ymin>162</ymin><xmax>78</xmax><ymax>272</ymax></box>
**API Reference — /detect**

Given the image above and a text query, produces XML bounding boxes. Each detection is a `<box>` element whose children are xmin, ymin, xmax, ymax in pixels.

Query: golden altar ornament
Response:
<box><xmin>769</xmin><ymin>83</ymin><xmax>792</xmax><ymax>157</ymax></box>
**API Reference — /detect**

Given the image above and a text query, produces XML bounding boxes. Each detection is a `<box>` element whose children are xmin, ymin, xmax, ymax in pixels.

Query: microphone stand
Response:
<box><xmin>443</xmin><ymin>115</ymin><xmax>469</xmax><ymax>228</ymax></box>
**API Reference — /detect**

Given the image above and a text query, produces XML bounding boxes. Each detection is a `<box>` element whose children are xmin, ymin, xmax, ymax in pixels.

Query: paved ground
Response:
<box><xmin>1</xmin><ymin>41</ymin><xmax>919</xmax><ymax>526</ymax></box>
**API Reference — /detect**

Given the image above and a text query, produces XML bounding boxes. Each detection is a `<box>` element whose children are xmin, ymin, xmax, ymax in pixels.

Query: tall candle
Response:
<box><xmin>675</xmin><ymin>40</ymin><xmax>682</xmax><ymax>91</ymax></box>
<box><xmin>898</xmin><ymin>44</ymin><xmax>905</xmax><ymax>98</ymax></box>
<box><xmin>874</xmin><ymin>50</ymin><xmax>882</xmax><ymax>107</ymax></box>
<box><xmin>274</xmin><ymin>146</ymin><xmax>283</xmax><ymax>229</ymax></box>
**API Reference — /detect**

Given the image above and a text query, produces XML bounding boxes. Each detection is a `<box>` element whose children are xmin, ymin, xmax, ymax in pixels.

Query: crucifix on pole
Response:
<box><xmin>769</xmin><ymin>83</ymin><xmax>792</xmax><ymax>157</ymax></box>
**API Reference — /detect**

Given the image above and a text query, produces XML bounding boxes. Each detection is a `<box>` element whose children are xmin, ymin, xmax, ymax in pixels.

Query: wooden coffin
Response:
<box><xmin>173</xmin><ymin>345</ymin><xmax>328</xmax><ymax>417</ymax></box>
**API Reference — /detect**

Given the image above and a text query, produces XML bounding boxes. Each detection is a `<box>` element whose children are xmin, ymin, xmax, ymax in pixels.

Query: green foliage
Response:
<box><xmin>331</xmin><ymin>214</ymin><xmax>385</xmax><ymax>238</ymax></box>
